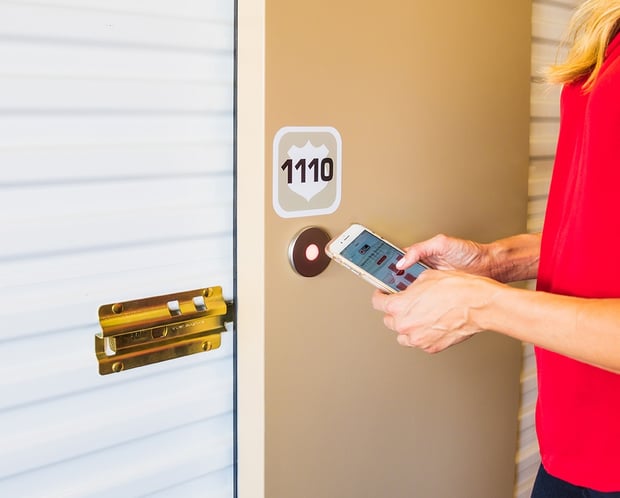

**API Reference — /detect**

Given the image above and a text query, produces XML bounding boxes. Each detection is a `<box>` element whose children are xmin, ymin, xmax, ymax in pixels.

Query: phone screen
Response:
<box><xmin>340</xmin><ymin>229</ymin><xmax>427</xmax><ymax>292</ymax></box>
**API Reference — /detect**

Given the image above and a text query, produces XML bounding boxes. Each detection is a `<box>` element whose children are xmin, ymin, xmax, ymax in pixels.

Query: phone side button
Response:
<box><xmin>362</xmin><ymin>274</ymin><xmax>374</xmax><ymax>282</ymax></box>
<box><xmin>340</xmin><ymin>262</ymin><xmax>354</xmax><ymax>272</ymax></box>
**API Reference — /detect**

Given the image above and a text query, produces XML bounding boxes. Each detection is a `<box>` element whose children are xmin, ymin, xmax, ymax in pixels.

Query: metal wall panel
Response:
<box><xmin>515</xmin><ymin>1</ymin><xmax>580</xmax><ymax>496</ymax></box>
<box><xmin>0</xmin><ymin>1</ymin><xmax>235</xmax><ymax>496</ymax></box>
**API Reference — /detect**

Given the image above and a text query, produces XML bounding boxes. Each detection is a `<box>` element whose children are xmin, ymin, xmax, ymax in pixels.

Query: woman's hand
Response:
<box><xmin>396</xmin><ymin>234</ymin><xmax>492</xmax><ymax>276</ymax></box>
<box><xmin>397</xmin><ymin>232</ymin><xmax>541</xmax><ymax>283</ymax></box>
<box><xmin>372</xmin><ymin>269</ymin><xmax>503</xmax><ymax>353</ymax></box>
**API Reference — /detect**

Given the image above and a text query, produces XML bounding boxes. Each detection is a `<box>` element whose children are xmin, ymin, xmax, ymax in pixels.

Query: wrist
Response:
<box><xmin>481</xmin><ymin>234</ymin><xmax>541</xmax><ymax>283</ymax></box>
<box><xmin>480</xmin><ymin>241</ymin><xmax>507</xmax><ymax>281</ymax></box>
<box><xmin>470</xmin><ymin>278</ymin><xmax>512</xmax><ymax>333</ymax></box>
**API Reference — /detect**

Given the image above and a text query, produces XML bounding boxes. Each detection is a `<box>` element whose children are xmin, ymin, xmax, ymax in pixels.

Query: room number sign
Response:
<box><xmin>272</xmin><ymin>126</ymin><xmax>342</xmax><ymax>218</ymax></box>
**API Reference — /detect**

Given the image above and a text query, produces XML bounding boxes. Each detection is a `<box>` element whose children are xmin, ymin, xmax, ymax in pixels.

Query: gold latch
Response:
<box><xmin>95</xmin><ymin>286</ymin><xmax>233</xmax><ymax>375</ymax></box>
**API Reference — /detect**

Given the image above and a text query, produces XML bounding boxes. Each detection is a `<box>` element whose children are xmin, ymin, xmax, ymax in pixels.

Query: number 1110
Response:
<box><xmin>281</xmin><ymin>158</ymin><xmax>334</xmax><ymax>184</ymax></box>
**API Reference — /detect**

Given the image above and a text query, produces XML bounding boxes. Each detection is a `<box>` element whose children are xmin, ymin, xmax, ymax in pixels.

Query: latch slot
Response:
<box><xmin>95</xmin><ymin>286</ymin><xmax>234</xmax><ymax>375</ymax></box>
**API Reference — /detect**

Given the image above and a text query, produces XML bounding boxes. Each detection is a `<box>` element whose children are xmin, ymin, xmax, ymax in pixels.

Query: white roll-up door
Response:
<box><xmin>0</xmin><ymin>1</ymin><xmax>235</xmax><ymax>496</ymax></box>
<box><xmin>515</xmin><ymin>1</ymin><xmax>579</xmax><ymax>496</ymax></box>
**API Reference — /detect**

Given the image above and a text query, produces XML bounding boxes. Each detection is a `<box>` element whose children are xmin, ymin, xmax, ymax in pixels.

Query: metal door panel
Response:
<box><xmin>0</xmin><ymin>1</ymin><xmax>235</xmax><ymax>495</ymax></box>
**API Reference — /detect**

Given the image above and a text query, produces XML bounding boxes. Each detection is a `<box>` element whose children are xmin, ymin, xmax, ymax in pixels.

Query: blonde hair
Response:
<box><xmin>547</xmin><ymin>0</ymin><xmax>620</xmax><ymax>90</ymax></box>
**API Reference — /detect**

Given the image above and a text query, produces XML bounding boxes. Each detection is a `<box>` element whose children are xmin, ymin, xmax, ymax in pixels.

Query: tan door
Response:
<box><xmin>239</xmin><ymin>0</ymin><xmax>531</xmax><ymax>496</ymax></box>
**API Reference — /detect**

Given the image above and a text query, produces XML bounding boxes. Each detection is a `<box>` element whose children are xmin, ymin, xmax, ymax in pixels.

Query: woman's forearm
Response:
<box><xmin>481</xmin><ymin>233</ymin><xmax>619</xmax><ymax>372</ymax></box>
<box><xmin>479</xmin><ymin>284</ymin><xmax>620</xmax><ymax>374</ymax></box>
<box><xmin>483</xmin><ymin>232</ymin><xmax>541</xmax><ymax>283</ymax></box>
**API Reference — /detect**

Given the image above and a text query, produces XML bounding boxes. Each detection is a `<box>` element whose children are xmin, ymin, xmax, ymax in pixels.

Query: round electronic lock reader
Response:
<box><xmin>288</xmin><ymin>226</ymin><xmax>331</xmax><ymax>277</ymax></box>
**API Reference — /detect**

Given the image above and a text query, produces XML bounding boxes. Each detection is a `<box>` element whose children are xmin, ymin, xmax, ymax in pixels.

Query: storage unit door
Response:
<box><xmin>263</xmin><ymin>1</ymin><xmax>529</xmax><ymax>497</ymax></box>
<box><xmin>0</xmin><ymin>1</ymin><xmax>235</xmax><ymax>497</ymax></box>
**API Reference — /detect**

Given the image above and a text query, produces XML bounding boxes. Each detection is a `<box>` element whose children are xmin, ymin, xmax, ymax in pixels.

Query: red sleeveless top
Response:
<box><xmin>536</xmin><ymin>34</ymin><xmax>620</xmax><ymax>491</ymax></box>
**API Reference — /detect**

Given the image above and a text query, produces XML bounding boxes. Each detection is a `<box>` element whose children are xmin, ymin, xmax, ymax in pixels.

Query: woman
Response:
<box><xmin>372</xmin><ymin>1</ymin><xmax>620</xmax><ymax>496</ymax></box>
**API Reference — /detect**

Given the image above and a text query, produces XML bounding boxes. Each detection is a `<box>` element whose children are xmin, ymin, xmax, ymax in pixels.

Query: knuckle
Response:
<box><xmin>392</xmin><ymin>317</ymin><xmax>411</xmax><ymax>335</ymax></box>
<box><xmin>407</xmin><ymin>333</ymin><xmax>425</xmax><ymax>348</ymax></box>
<box><xmin>372</xmin><ymin>294</ymin><xmax>387</xmax><ymax>312</ymax></box>
<box><xmin>415</xmin><ymin>270</ymin><xmax>430</xmax><ymax>282</ymax></box>
<box><xmin>394</xmin><ymin>322</ymin><xmax>407</xmax><ymax>335</ymax></box>
<box><xmin>383</xmin><ymin>300</ymin><xmax>396</xmax><ymax>315</ymax></box>
<box><xmin>397</xmin><ymin>335</ymin><xmax>411</xmax><ymax>348</ymax></box>
<box><xmin>433</xmin><ymin>233</ymin><xmax>449</xmax><ymax>247</ymax></box>
<box><xmin>371</xmin><ymin>296</ymin><xmax>380</xmax><ymax>310</ymax></box>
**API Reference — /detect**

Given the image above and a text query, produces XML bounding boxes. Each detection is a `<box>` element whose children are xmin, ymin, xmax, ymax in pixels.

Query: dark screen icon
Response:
<box><xmin>389</xmin><ymin>263</ymin><xmax>417</xmax><ymax>290</ymax></box>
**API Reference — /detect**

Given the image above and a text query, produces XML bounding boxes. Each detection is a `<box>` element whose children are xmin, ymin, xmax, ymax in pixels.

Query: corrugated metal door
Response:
<box><xmin>514</xmin><ymin>1</ymin><xmax>580</xmax><ymax>496</ymax></box>
<box><xmin>0</xmin><ymin>1</ymin><xmax>235</xmax><ymax>496</ymax></box>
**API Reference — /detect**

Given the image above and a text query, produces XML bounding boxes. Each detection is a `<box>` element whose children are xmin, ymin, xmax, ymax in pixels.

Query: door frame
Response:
<box><xmin>236</xmin><ymin>0</ymin><xmax>266</xmax><ymax>496</ymax></box>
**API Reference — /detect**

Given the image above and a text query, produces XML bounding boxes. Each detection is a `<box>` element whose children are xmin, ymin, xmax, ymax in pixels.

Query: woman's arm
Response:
<box><xmin>373</xmin><ymin>231</ymin><xmax>620</xmax><ymax>373</ymax></box>
<box><xmin>396</xmin><ymin>232</ymin><xmax>541</xmax><ymax>283</ymax></box>
<box><xmin>372</xmin><ymin>270</ymin><xmax>620</xmax><ymax>374</ymax></box>
<box><xmin>483</xmin><ymin>232</ymin><xmax>541</xmax><ymax>282</ymax></box>
<box><xmin>484</xmin><ymin>284</ymin><xmax>620</xmax><ymax>374</ymax></box>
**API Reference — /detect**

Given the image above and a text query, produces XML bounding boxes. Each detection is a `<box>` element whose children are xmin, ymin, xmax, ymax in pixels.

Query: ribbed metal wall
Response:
<box><xmin>0</xmin><ymin>1</ymin><xmax>235</xmax><ymax>496</ymax></box>
<box><xmin>515</xmin><ymin>1</ymin><xmax>579</xmax><ymax>496</ymax></box>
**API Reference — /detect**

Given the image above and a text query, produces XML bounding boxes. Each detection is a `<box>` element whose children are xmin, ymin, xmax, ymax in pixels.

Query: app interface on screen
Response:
<box><xmin>340</xmin><ymin>230</ymin><xmax>426</xmax><ymax>291</ymax></box>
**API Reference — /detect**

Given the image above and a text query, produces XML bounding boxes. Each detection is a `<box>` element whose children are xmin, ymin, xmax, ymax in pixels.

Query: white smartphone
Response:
<box><xmin>325</xmin><ymin>223</ymin><xmax>428</xmax><ymax>293</ymax></box>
